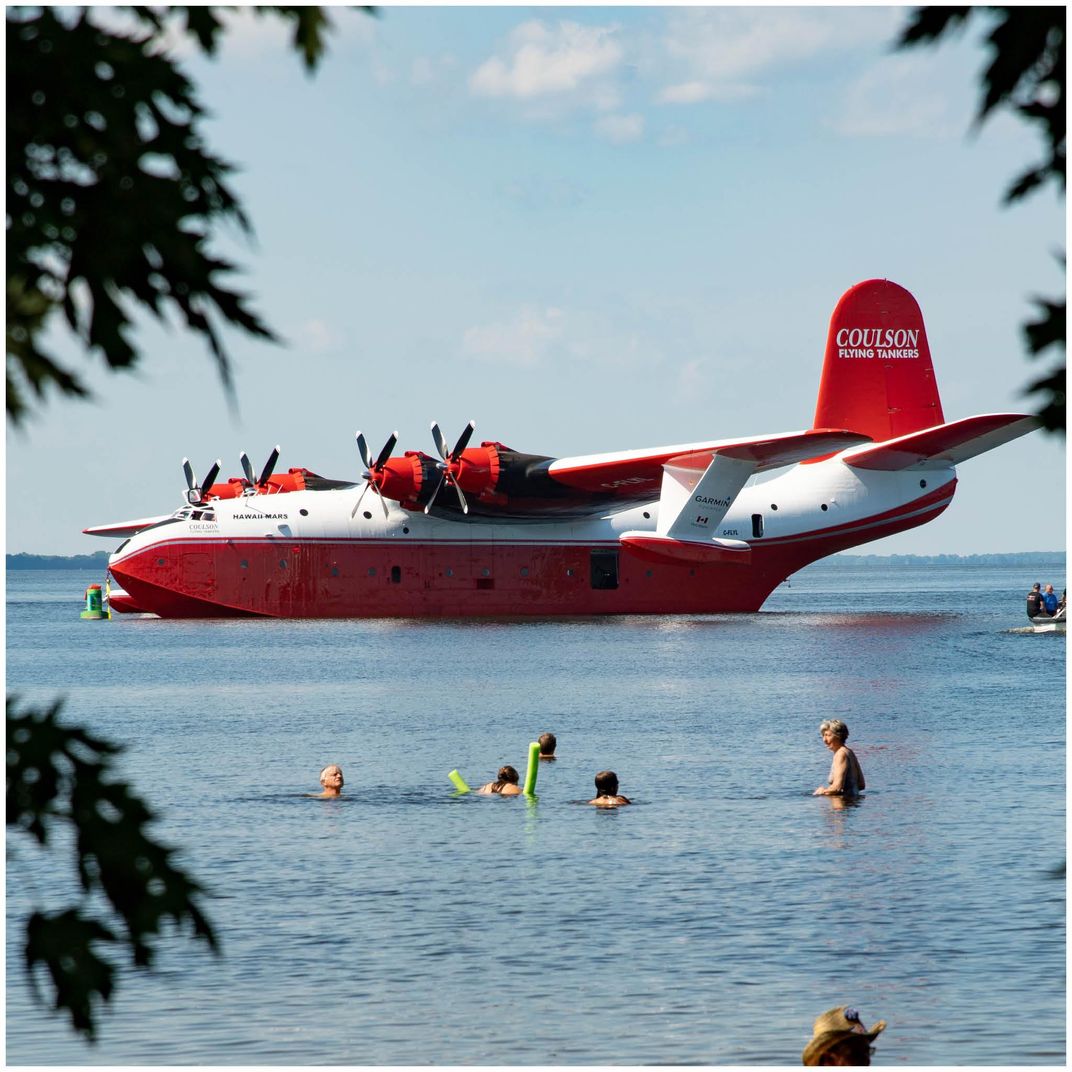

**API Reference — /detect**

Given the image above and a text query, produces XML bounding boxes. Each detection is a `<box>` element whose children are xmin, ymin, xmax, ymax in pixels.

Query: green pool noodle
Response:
<box><xmin>523</xmin><ymin>741</ymin><xmax>540</xmax><ymax>796</ymax></box>
<box><xmin>448</xmin><ymin>769</ymin><xmax>470</xmax><ymax>794</ymax></box>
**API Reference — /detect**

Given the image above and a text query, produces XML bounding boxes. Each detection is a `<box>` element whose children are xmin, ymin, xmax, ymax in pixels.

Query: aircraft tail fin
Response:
<box><xmin>812</xmin><ymin>279</ymin><xmax>944</xmax><ymax>442</ymax></box>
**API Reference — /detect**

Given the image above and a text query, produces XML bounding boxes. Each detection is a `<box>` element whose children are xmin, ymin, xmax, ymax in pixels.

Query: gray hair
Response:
<box><xmin>819</xmin><ymin>719</ymin><xmax>849</xmax><ymax>742</ymax></box>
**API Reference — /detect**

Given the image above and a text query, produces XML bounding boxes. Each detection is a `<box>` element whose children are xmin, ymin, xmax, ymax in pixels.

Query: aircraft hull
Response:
<box><xmin>108</xmin><ymin>485</ymin><xmax>953</xmax><ymax>619</ymax></box>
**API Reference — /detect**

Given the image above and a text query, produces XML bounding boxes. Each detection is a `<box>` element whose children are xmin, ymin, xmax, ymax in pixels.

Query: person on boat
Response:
<box><xmin>1058</xmin><ymin>589</ymin><xmax>1067</xmax><ymax>616</ymax></box>
<box><xmin>802</xmin><ymin>1005</ymin><xmax>886</xmax><ymax>1066</ymax></box>
<box><xmin>477</xmin><ymin>765</ymin><xmax>521</xmax><ymax>795</ymax></box>
<box><xmin>311</xmin><ymin>764</ymin><xmax>344</xmax><ymax>798</ymax></box>
<box><xmin>813</xmin><ymin>719</ymin><xmax>865</xmax><ymax>798</ymax></box>
<box><xmin>588</xmin><ymin>769</ymin><xmax>631</xmax><ymax>807</ymax></box>
<box><xmin>538</xmin><ymin>732</ymin><xmax>557</xmax><ymax>761</ymax></box>
<box><xmin>1041</xmin><ymin>583</ymin><xmax>1059</xmax><ymax>616</ymax></box>
<box><xmin>1026</xmin><ymin>582</ymin><xmax>1044</xmax><ymax>620</ymax></box>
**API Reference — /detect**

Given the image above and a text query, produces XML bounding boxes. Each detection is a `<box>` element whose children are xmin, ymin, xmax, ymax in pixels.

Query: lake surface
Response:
<box><xmin>6</xmin><ymin>561</ymin><xmax>1066</xmax><ymax>1065</ymax></box>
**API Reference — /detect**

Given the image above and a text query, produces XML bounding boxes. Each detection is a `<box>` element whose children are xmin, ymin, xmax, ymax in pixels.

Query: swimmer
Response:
<box><xmin>476</xmin><ymin>765</ymin><xmax>522</xmax><ymax>796</ymax></box>
<box><xmin>538</xmin><ymin>732</ymin><xmax>557</xmax><ymax>761</ymax></box>
<box><xmin>311</xmin><ymin>764</ymin><xmax>344</xmax><ymax>798</ymax></box>
<box><xmin>588</xmin><ymin>769</ymin><xmax>630</xmax><ymax>807</ymax></box>
<box><xmin>802</xmin><ymin>1005</ymin><xmax>886</xmax><ymax>1066</ymax></box>
<box><xmin>813</xmin><ymin>719</ymin><xmax>865</xmax><ymax>798</ymax></box>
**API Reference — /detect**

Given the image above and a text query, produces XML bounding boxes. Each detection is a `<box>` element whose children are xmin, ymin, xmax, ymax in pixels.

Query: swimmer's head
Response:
<box><xmin>594</xmin><ymin>770</ymin><xmax>619</xmax><ymax>795</ymax></box>
<box><xmin>319</xmin><ymin>764</ymin><xmax>344</xmax><ymax>788</ymax></box>
<box><xmin>819</xmin><ymin>719</ymin><xmax>848</xmax><ymax>742</ymax></box>
<box><xmin>498</xmin><ymin>765</ymin><xmax>519</xmax><ymax>785</ymax></box>
<box><xmin>538</xmin><ymin>732</ymin><xmax>557</xmax><ymax>756</ymax></box>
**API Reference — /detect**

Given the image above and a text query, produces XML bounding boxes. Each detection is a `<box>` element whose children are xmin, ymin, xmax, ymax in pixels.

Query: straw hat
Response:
<box><xmin>802</xmin><ymin>1005</ymin><xmax>886</xmax><ymax>1066</ymax></box>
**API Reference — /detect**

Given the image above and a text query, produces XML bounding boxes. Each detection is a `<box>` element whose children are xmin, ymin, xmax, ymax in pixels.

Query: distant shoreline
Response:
<box><xmin>6</xmin><ymin>549</ymin><xmax>1065</xmax><ymax>570</ymax></box>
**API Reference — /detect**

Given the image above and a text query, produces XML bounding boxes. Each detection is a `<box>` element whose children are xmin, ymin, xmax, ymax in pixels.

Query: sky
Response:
<box><xmin>6</xmin><ymin>5</ymin><xmax>1067</xmax><ymax>557</ymax></box>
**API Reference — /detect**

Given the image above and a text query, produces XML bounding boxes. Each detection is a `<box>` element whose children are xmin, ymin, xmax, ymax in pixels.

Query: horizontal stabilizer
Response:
<box><xmin>83</xmin><ymin>515</ymin><xmax>172</xmax><ymax>539</ymax></box>
<box><xmin>843</xmin><ymin>414</ymin><xmax>1039</xmax><ymax>471</ymax></box>
<box><xmin>620</xmin><ymin>533</ymin><xmax>752</xmax><ymax>566</ymax></box>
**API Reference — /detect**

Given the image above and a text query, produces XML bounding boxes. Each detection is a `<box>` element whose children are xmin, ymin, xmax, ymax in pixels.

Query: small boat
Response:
<box><xmin>1029</xmin><ymin>608</ymin><xmax>1066</xmax><ymax>634</ymax></box>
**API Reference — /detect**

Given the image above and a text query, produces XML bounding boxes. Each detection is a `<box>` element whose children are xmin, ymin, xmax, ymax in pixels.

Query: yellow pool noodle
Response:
<box><xmin>448</xmin><ymin>769</ymin><xmax>470</xmax><ymax>794</ymax></box>
<box><xmin>523</xmin><ymin>741</ymin><xmax>540</xmax><ymax>796</ymax></box>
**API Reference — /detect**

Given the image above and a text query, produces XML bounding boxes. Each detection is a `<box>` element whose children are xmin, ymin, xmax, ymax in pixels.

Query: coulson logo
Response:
<box><xmin>836</xmin><ymin>326</ymin><xmax>920</xmax><ymax>361</ymax></box>
<box><xmin>235</xmin><ymin>513</ymin><xmax>289</xmax><ymax>520</ymax></box>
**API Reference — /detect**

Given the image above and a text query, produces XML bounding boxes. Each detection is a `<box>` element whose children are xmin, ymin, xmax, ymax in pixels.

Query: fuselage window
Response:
<box><xmin>390</xmin><ymin>565</ymin><xmax>401</xmax><ymax>584</ymax></box>
<box><xmin>751</xmin><ymin>513</ymin><xmax>764</xmax><ymax>538</ymax></box>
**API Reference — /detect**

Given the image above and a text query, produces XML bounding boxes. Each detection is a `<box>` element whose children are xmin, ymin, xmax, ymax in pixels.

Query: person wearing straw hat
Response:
<box><xmin>802</xmin><ymin>1005</ymin><xmax>886</xmax><ymax>1066</ymax></box>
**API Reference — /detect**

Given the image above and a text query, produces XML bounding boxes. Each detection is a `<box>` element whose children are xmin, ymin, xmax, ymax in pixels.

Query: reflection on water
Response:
<box><xmin>5</xmin><ymin>563</ymin><xmax>1065</xmax><ymax>1065</ymax></box>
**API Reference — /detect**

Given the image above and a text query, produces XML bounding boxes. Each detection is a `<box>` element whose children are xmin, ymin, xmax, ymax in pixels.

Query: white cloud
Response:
<box><xmin>461</xmin><ymin>307</ymin><xmax>565</xmax><ymax>367</ymax></box>
<box><xmin>470</xmin><ymin>20</ymin><xmax>624</xmax><ymax>112</ymax></box>
<box><xmin>831</xmin><ymin>53</ymin><xmax>962</xmax><ymax>138</ymax></box>
<box><xmin>656</xmin><ymin>8</ymin><xmax>898</xmax><ymax>103</ymax></box>
<box><xmin>594</xmin><ymin>113</ymin><xmax>644</xmax><ymax>144</ymax></box>
<box><xmin>676</xmin><ymin>359</ymin><xmax>707</xmax><ymax>399</ymax></box>
<box><xmin>657</xmin><ymin>80</ymin><xmax>756</xmax><ymax>105</ymax></box>
<box><xmin>411</xmin><ymin>53</ymin><xmax>459</xmax><ymax>88</ymax></box>
<box><xmin>296</xmin><ymin>319</ymin><xmax>344</xmax><ymax>354</ymax></box>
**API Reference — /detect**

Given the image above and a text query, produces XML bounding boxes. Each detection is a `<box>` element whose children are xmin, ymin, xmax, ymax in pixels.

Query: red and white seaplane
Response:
<box><xmin>86</xmin><ymin>280</ymin><xmax>1038</xmax><ymax>618</ymax></box>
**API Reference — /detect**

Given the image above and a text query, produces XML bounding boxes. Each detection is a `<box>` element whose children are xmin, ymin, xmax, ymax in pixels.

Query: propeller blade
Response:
<box><xmin>240</xmin><ymin>451</ymin><xmax>256</xmax><ymax>486</ymax></box>
<box><xmin>257</xmin><ymin>445</ymin><xmax>280</xmax><ymax>487</ymax></box>
<box><xmin>199</xmin><ymin>459</ymin><xmax>221</xmax><ymax>498</ymax></box>
<box><xmin>182</xmin><ymin>458</ymin><xmax>197</xmax><ymax>493</ymax></box>
<box><xmin>351</xmin><ymin>480</ymin><xmax>371</xmax><ymax>518</ymax></box>
<box><xmin>374</xmin><ymin>431</ymin><xmax>398</xmax><ymax>471</ymax></box>
<box><xmin>423</xmin><ymin>469</ymin><xmax>448</xmax><ymax>515</ymax></box>
<box><xmin>450</xmin><ymin>420</ymin><xmax>476</xmax><ymax>461</ymax></box>
<box><xmin>431</xmin><ymin>421</ymin><xmax>450</xmax><ymax>461</ymax></box>
<box><xmin>355</xmin><ymin>432</ymin><xmax>373</xmax><ymax>471</ymax></box>
<box><xmin>371</xmin><ymin>481</ymin><xmax>390</xmax><ymax>519</ymax></box>
<box><xmin>450</xmin><ymin>477</ymin><xmax>469</xmax><ymax>515</ymax></box>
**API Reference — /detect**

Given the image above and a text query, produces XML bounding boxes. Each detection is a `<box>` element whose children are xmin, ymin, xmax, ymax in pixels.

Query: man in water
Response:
<box><xmin>802</xmin><ymin>1005</ymin><xmax>886</xmax><ymax>1066</ymax></box>
<box><xmin>477</xmin><ymin>765</ymin><xmax>522</xmax><ymax>795</ymax></box>
<box><xmin>538</xmin><ymin>732</ymin><xmax>557</xmax><ymax>761</ymax></box>
<box><xmin>1026</xmin><ymin>582</ymin><xmax>1043</xmax><ymax>619</ymax></box>
<box><xmin>813</xmin><ymin>719</ymin><xmax>865</xmax><ymax>798</ymax></box>
<box><xmin>588</xmin><ymin>770</ymin><xmax>631</xmax><ymax>807</ymax></box>
<box><xmin>313</xmin><ymin>764</ymin><xmax>344</xmax><ymax>798</ymax></box>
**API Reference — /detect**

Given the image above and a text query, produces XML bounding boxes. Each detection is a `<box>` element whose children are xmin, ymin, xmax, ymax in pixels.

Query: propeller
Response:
<box><xmin>352</xmin><ymin>430</ymin><xmax>398</xmax><ymax>519</ymax></box>
<box><xmin>257</xmin><ymin>445</ymin><xmax>281</xmax><ymax>487</ymax></box>
<box><xmin>237</xmin><ymin>446</ymin><xmax>281</xmax><ymax>493</ymax></box>
<box><xmin>424</xmin><ymin>419</ymin><xmax>476</xmax><ymax>515</ymax></box>
<box><xmin>182</xmin><ymin>457</ymin><xmax>222</xmax><ymax>506</ymax></box>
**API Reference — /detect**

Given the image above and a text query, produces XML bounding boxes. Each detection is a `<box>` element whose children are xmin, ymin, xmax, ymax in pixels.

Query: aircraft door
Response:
<box><xmin>590</xmin><ymin>549</ymin><xmax>619</xmax><ymax>590</ymax></box>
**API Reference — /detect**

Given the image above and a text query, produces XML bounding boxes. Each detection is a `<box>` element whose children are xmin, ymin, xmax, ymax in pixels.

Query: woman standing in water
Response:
<box><xmin>813</xmin><ymin>720</ymin><xmax>865</xmax><ymax>797</ymax></box>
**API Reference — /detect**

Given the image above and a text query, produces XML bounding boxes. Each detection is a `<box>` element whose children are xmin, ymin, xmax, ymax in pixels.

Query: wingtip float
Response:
<box><xmin>86</xmin><ymin>280</ymin><xmax>1040</xmax><ymax>619</ymax></box>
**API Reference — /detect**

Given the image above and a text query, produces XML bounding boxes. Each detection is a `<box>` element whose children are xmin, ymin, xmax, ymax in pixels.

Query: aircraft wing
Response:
<box><xmin>842</xmin><ymin>414</ymin><xmax>1039</xmax><ymax>471</ymax></box>
<box><xmin>546</xmin><ymin>428</ymin><xmax>871</xmax><ymax>498</ymax></box>
<box><xmin>83</xmin><ymin>515</ymin><xmax>174</xmax><ymax>539</ymax></box>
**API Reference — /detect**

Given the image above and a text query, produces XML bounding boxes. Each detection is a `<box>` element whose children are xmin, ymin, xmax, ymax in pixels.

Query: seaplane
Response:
<box><xmin>86</xmin><ymin>279</ymin><xmax>1040</xmax><ymax>619</ymax></box>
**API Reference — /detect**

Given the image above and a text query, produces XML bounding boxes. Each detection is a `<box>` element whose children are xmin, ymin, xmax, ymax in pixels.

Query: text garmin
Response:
<box><xmin>85</xmin><ymin>280</ymin><xmax>1039</xmax><ymax>619</ymax></box>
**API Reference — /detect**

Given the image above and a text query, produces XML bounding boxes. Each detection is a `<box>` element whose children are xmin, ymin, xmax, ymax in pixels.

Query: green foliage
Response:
<box><xmin>898</xmin><ymin>7</ymin><xmax>1065</xmax><ymax>433</ymax></box>
<box><xmin>8</xmin><ymin>695</ymin><xmax>218</xmax><ymax>1040</ymax></box>
<box><xmin>4</xmin><ymin>5</ymin><xmax>368</xmax><ymax>425</ymax></box>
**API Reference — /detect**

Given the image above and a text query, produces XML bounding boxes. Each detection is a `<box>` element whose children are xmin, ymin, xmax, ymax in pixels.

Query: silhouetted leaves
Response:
<box><xmin>5</xmin><ymin>5</ymin><xmax>375</xmax><ymax>425</ymax></box>
<box><xmin>898</xmin><ymin>7</ymin><xmax>1065</xmax><ymax>433</ymax></box>
<box><xmin>8</xmin><ymin>696</ymin><xmax>218</xmax><ymax>1040</ymax></box>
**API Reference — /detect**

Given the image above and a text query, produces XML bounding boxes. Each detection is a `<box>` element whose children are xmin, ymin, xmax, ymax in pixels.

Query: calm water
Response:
<box><xmin>6</xmin><ymin>562</ymin><xmax>1065</xmax><ymax>1066</ymax></box>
